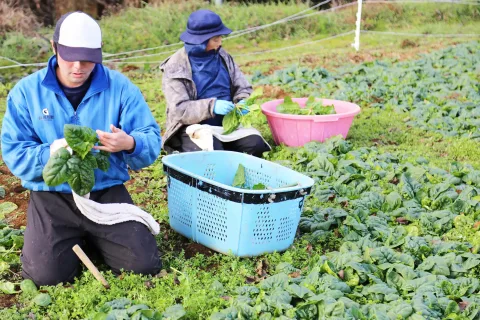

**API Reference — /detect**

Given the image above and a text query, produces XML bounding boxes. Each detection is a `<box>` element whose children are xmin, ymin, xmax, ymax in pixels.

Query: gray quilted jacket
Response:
<box><xmin>160</xmin><ymin>47</ymin><xmax>252</xmax><ymax>152</ymax></box>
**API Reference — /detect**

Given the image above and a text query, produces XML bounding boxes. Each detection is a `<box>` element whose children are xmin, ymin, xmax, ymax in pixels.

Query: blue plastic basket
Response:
<box><xmin>162</xmin><ymin>151</ymin><xmax>315</xmax><ymax>257</ymax></box>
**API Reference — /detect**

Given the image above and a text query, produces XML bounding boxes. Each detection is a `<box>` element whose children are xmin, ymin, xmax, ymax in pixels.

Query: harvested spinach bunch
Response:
<box><xmin>42</xmin><ymin>124</ymin><xmax>110</xmax><ymax>196</ymax></box>
<box><xmin>222</xmin><ymin>88</ymin><xmax>263</xmax><ymax>135</ymax></box>
<box><xmin>277</xmin><ymin>96</ymin><xmax>336</xmax><ymax>115</ymax></box>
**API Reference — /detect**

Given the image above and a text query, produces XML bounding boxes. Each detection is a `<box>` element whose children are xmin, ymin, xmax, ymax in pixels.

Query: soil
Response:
<box><xmin>261</xmin><ymin>85</ymin><xmax>287</xmax><ymax>99</ymax></box>
<box><xmin>0</xmin><ymin>294</ymin><xmax>17</xmax><ymax>309</ymax></box>
<box><xmin>0</xmin><ymin>159</ymin><xmax>29</xmax><ymax>228</ymax></box>
<box><xmin>159</xmin><ymin>222</ymin><xmax>215</xmax><ymax>260</ymax></box>
<box><xmin>240</xmin><ymin>40</ymin><xmax>460</xmax><ymax>76</ymax></box>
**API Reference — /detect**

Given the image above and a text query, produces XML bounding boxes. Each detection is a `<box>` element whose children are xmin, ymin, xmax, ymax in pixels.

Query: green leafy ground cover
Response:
<box><xmin>0</xmin><ymin>41</ymin><xmax>478</xmax><ymax>319</ymax></box>
<box><xmin>42</xmin><ymin>125</ymin><xmax>111</xmax><ymax>196</ymax></box>
<box><xmin>209</xmin><ymin>137</ymin><xmax>480</xmax><ymax>319</ymax></box>
<box><xmin>252</xmin><ymin>41</ymin><xmax>480</xmax><ymax>140</ymax></box>
<box><xmin>0</xmin><ymin>3</ymin><xmax>479</xmax><ymax>318</ymax></box>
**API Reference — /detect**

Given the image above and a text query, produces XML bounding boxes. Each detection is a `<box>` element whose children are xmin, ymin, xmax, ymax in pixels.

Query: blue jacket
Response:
<box><xmin>1</xmin><ymin>56</ymin><xmax>161</xmax><ymax>193</ymax></box>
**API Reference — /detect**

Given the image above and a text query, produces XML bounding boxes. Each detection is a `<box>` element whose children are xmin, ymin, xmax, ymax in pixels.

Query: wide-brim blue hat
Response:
<box><xmin>180</xmin><ymin>9</ymin><xmax>232</xmax><ymax>45</ymax></box>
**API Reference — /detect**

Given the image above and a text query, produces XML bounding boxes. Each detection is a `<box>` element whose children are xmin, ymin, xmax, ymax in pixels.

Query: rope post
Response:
<box><xmin>352</xmin><ymin>0</ymin><xmax>363</xmax><ymax>51</ymax></box>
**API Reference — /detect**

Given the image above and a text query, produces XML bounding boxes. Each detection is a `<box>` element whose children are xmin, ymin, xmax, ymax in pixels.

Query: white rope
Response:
<box><xmin>232</xmin><ymin>31</ymin><xmax>356</xmax><ymax>57</ymax></box>
<box><xmin>4</xmin><ymin>29</ymin><xmax>478</xmax><ymax>69</ymax></box>
<box><xmin>102</xmin><ymin>42</ymin><xmax>183</xmax><ymax>58</ymax></box>
<box><xmin>105</xmin><ymin>31</ymin><xmax>355</xmax><ymax>63</ymax></box>
<box><xmin>0</xmin><ymin>62</ymin><xmax>47</xmax><ymax>70</ymax></box>
<box><xmin>1</xmin><ymin>0</ymin><xmax>479</xmax><ymax>69</ymax></box>
<box><xmin>226</xmin><ymin>2</ymin><xmax>357</xmax><ymax>40</ymax></box>
<box><xmin>103</xmin><ymin>0</ymin><xmax>333</xmax><ymax>58</ymax></box>
<box><xmin>361</xmin><ymin>30</ymin><xmax>480</xmax><ymax>37</ymax></box>
<box><xmin>104</xmin><ymin>60</ymin><xmax>164</xmax><ymax>64</ymax></box>
<box><xmin>227</xmin><ymin>0</ymin><xmax>332</xmax><ymax>36</ymax></box>
<box><xmin>94</xmin><ymin>0</ymin><xmax>480</xmax><ymax>58</ymax></box>
<box><xmin>103</xmin><ymin>49</ymin><xmax>178</xmax><ymax>62</ymax></box>
<box><xmin>0</xmin><ymin>56</ymin><xmax>22</xmax><ymax>65</ymax></box>
<box><xmin>1</xmin><ymin>2</ymin><xmax>340</xmax><ymax>66</ymax></box>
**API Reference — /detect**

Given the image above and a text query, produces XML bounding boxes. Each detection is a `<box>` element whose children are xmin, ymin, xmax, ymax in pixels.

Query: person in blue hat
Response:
<box><xmin>161</xmin><ymin>9</ymin><xmax>271</xmax><ymax>156</ymax></box>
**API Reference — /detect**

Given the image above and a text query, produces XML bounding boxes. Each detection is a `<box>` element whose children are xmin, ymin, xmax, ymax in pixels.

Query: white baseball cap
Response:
<box><xmin>53</xmin><ymin>11</ymin><xmax>102</xmax><ymax>64</ymax></box>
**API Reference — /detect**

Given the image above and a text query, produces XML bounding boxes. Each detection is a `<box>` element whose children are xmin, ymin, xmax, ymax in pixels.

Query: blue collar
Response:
<box><xmin>41</xmin><ymin>55</ymin><xmax>109</xmax><ymax>99</ymax></box>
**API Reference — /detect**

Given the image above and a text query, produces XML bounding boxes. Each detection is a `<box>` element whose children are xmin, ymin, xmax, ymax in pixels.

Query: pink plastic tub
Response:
<box><xmin>261</xmin><ymin>98</ymin><xmax>361</xmax><ymax>147</ymax></box>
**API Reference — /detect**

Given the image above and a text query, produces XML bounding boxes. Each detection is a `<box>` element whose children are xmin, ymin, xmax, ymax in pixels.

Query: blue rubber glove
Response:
<box><xmin>214</xmin><ymin>100</ymin><xmax>235</xmax><ymax>115</ymax></box>
<box><xmin>238</xmin><ymin>100</ymin><xmax>249</xmax><ymax>115</ymax></box>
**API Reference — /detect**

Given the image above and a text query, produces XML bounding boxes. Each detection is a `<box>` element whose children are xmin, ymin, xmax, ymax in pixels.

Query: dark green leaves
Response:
<box><xmin>94</xmin><ymin>151</ymin><xmax>110</xmax><ymax>172</ymax></box>
<box><xmin>92</xmin><ymin>298</ymin><xmax>185</xmax><ymax>320</ymax></box>
<box><xmin>162</xmin><ymin>304</ymin><xmax>186</xmax><ymax>319</ymax></box>
<box><xmin>42</xmin><ymin>125</ymin><xmax>110</xmax><ymax>195</ymax></box>
<box><xmin>64</xmin><ymin>124</ymin><xmax>99</xmax><ymax>159</ymax></box>
<box><xmin>222</xmin><ymin>88</ymin><xmax>263</xmax><ymax>134</ymax></box>
<box><xmin>67</xmin><ymin>156</ymin><xmax>95</xmax><ymax>196</ymax></box>
<box><xmin>42</xmin><ymin>148</ymin><xmax>71</xmax><ymax>186</ymax></box>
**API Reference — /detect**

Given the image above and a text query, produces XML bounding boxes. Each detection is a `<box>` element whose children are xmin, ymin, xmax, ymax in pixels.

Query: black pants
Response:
<box><xmin>170</xmin><ymin>127</ymin><xmax>271</xmax><ymax>157</ymax></box>
<box><xmin>21</xmin><ymin>185</ymin><xmax>161</xmax><ymax>286</ymax></box>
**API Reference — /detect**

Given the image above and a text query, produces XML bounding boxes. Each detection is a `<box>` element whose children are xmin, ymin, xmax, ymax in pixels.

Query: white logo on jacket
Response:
<box><xmin>42</xmin><ymin>108</ymin><xmax>49</xmax><ymax>116</ymax></box>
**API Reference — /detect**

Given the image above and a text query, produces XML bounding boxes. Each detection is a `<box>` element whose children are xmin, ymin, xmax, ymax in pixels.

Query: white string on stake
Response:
<box><xmin>93</xmin><ymin>0</ymin><xmax>480</xmax><ymax>58</ymax></box>
<box><xmin>1</xmin><ymin>0</ymin><xmax>479</xmax><ymax>69</ymax></box>
<box><xmin>88</xmin><ymin>29</ymin><xmax>480</xmax><ymax>65</ymax></box>
<box><xmin>227</xmin><ymin>0</ymin><xmax>332</xmax><ymax>37</ymax></box>
<box><xmin>225</xmin><ymin>1</ymin><xmax>357</xmax><ymax>41</ymax></box>
<box><xmin>104</xmin><ymin>0</ymin><xmax>334</xmax><ymax>59</ymax></box>
<box><xmin>232</xmin><ymin>30</ymin><xmax>356</xmax><ymax>57</ymax></box>
<box><xmin>352</xmin><ymin>0</ymin><xmax>363</xmax><ymax>51</ymax></box>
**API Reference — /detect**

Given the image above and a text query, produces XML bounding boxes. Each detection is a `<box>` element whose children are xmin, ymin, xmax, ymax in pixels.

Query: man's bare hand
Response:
<box><xmin>94</xmin><ymin>124</ymin><xmax>135</xmax><ymax>153</ymax></box>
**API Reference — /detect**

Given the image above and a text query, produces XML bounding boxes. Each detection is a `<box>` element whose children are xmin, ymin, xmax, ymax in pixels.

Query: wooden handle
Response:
<box><xmin>72</xmin><ymin>244</ymin><xmax>110</xmax><ymax>289</ymax></box>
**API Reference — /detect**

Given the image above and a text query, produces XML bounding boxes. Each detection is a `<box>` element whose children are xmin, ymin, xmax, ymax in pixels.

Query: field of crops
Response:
<box><xmin>0</xmin><ymin>2</ymin><xmax>480</xmax><ymax>319</ymax></box>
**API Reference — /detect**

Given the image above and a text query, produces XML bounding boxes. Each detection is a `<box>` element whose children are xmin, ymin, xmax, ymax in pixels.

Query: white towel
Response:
<box><xmin>185</xmin><ymin>124</ymin><xmax>271</xmax><ymax>151</ymax></box>
<box><xmin>72</xmin><ymin>191</ymin><xmax>160</xmax><ymax>235</ymax></box>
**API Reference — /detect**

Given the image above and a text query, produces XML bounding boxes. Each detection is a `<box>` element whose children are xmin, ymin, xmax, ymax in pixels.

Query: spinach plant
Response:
<box><xmin>276</xmin><ymin>95</ymin><xmax>336</xmax><ymax>115</ymax></box>
<box><xmin>222</xmin><ymin>88</ymin><xmax>263</xmax><ymax>135</ymax></box>
<box><xmin>232</xmin><ymin>164</ymin><xmax>266</xmax><ymax>190</ymax></box>
<box><xmin>42</xmin><ymin>124</ymin><xmax>110</xmax><ymax>196</ymax></box>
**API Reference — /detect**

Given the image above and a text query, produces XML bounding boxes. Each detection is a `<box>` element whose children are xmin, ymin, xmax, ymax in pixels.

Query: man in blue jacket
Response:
<box><xmin>1</xmin><ymin>11</ymin><xmax>162</xmax><ymax>286</ymax></box>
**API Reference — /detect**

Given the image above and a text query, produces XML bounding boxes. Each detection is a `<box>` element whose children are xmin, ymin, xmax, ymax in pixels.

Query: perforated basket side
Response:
<box><xmin>193</xmin><ymin>189</ymin><xmax>243</xmax><ymax>254</ymax></box>
<box><xmin>167</xmin><ymin>176</ymin><xmax>195</xmax><ymax>239</ymax></box>
<box><xmin>236</xmin><ymin>197</ymin><xmax>305</xmax><ymax>257</ymax></box>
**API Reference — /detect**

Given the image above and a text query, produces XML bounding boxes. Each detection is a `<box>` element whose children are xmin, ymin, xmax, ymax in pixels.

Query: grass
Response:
<box><xmin>348</xmin><ymin>107</ymin><xmax>480</xmax><ymax>170</ymax></box>
<box><xmin>0</xmin><ymin>1</ymin><xmax>479</xmax><ymax>67</ymax></box>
